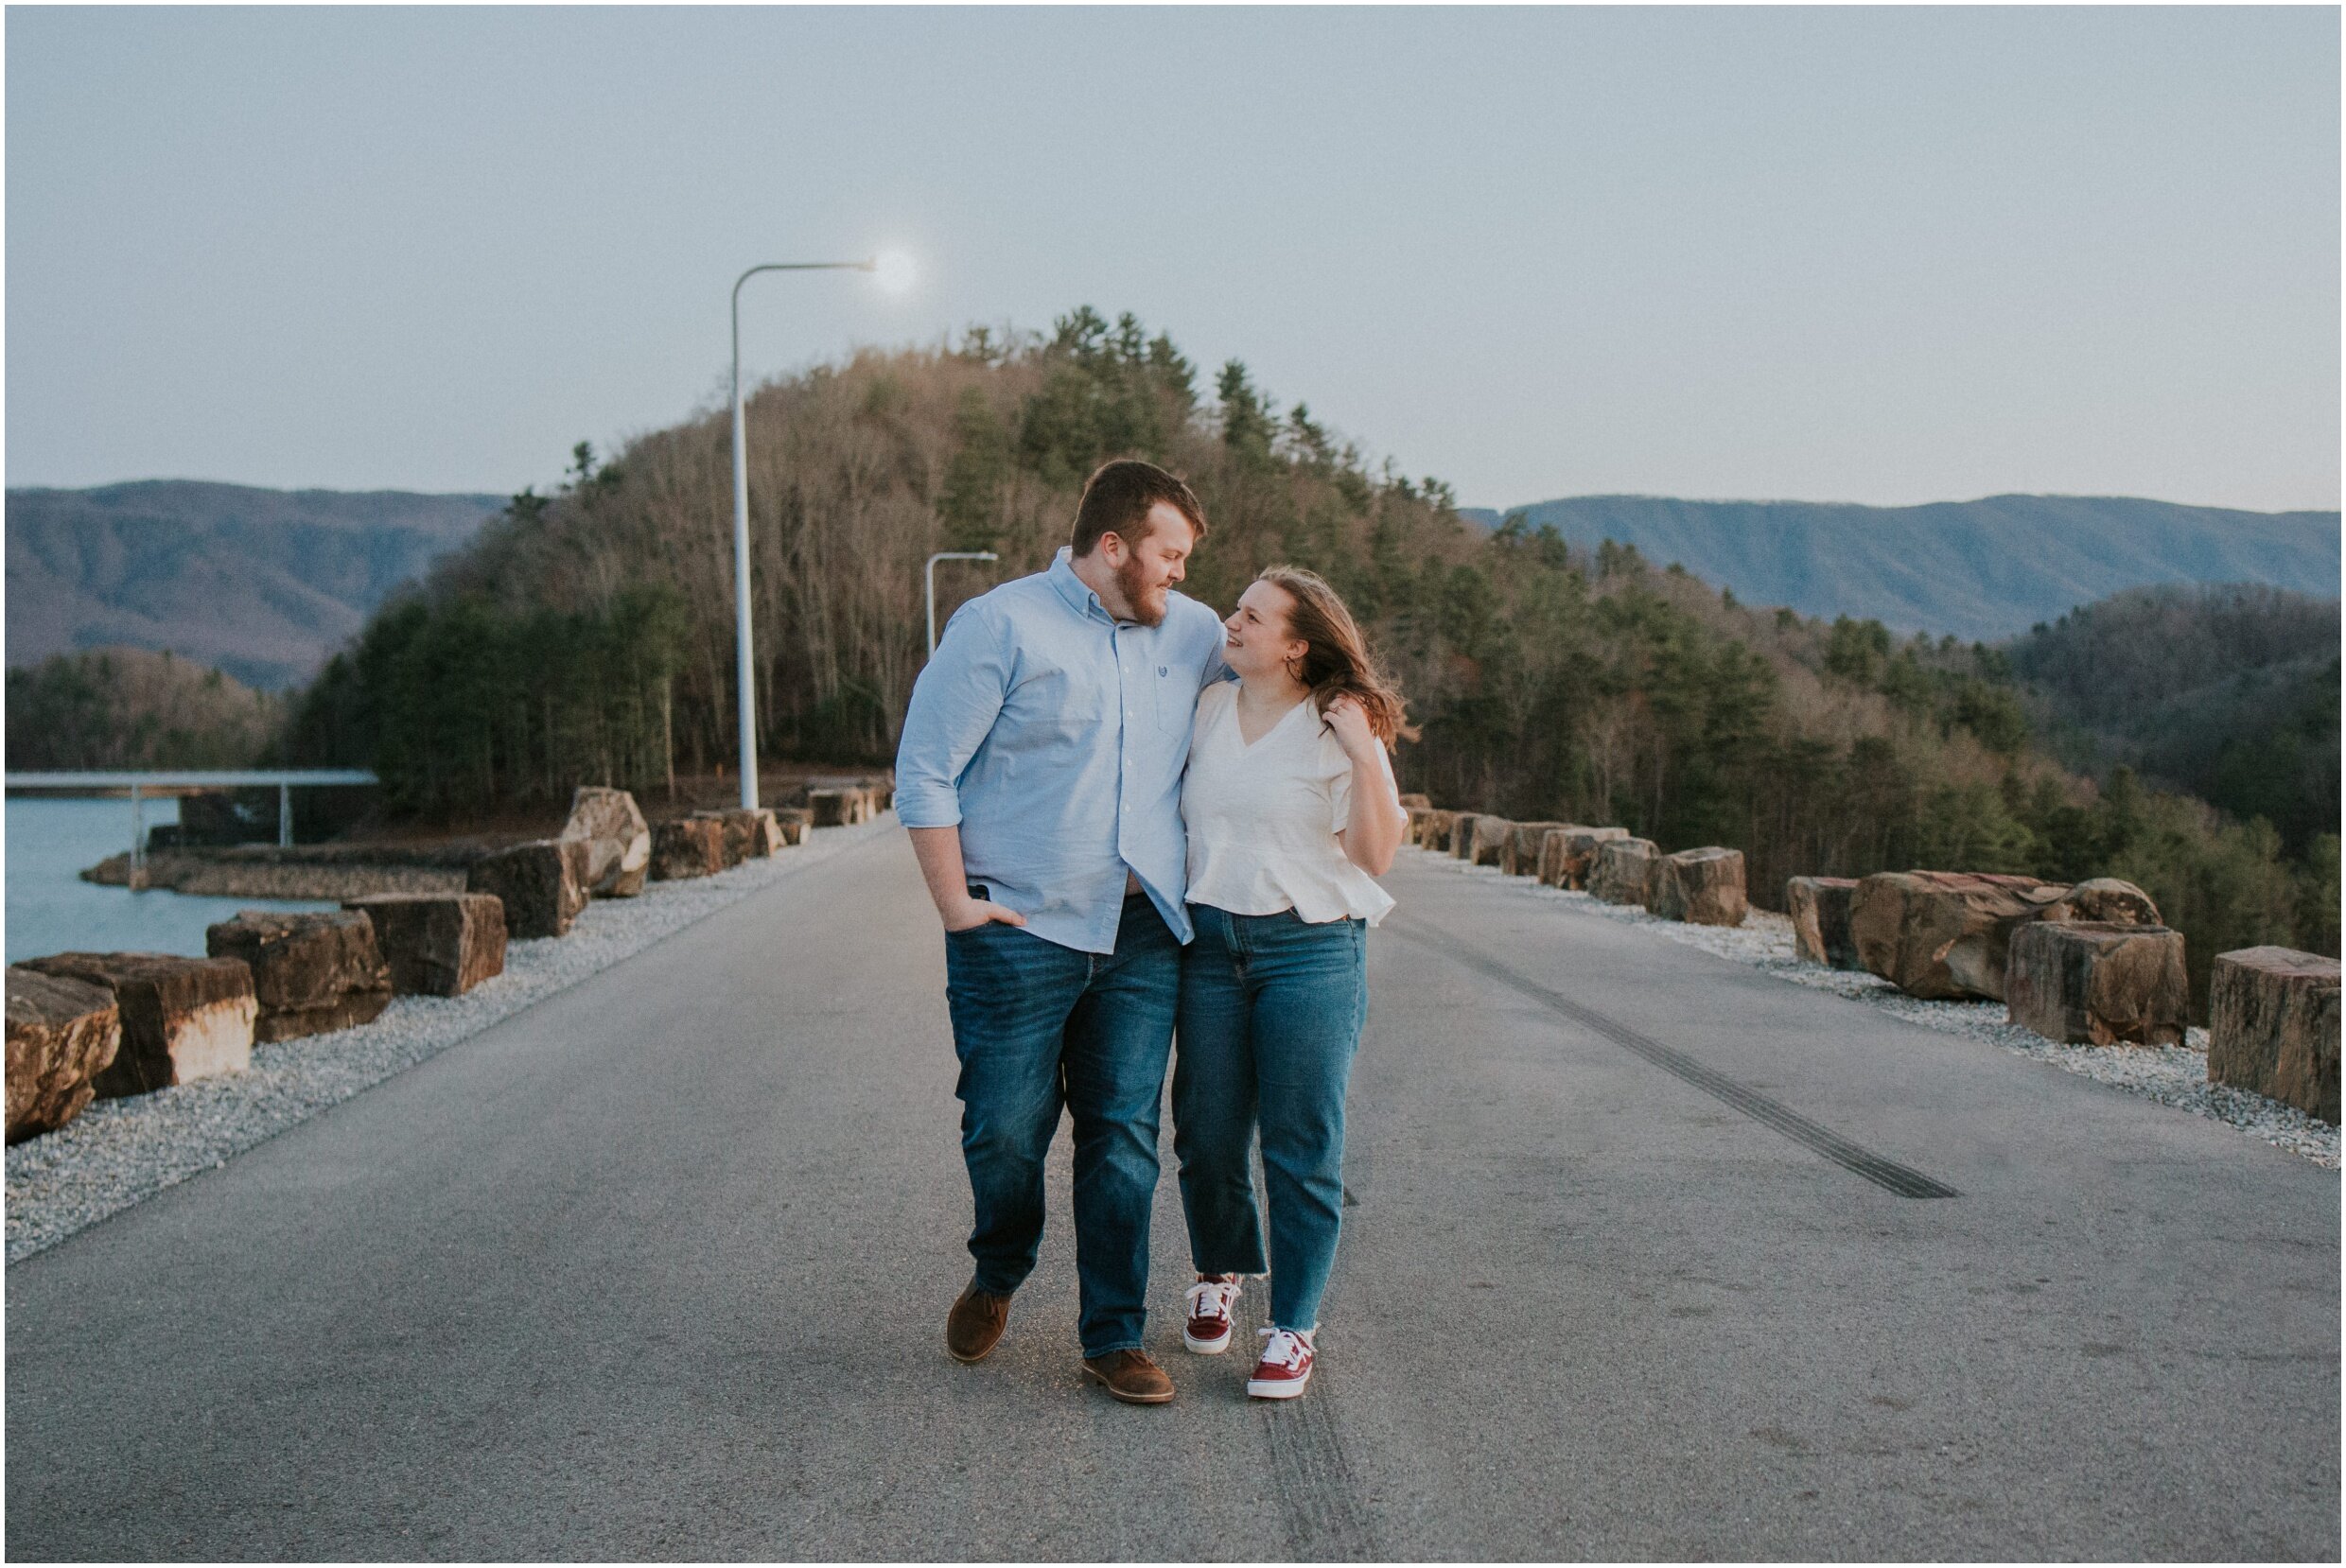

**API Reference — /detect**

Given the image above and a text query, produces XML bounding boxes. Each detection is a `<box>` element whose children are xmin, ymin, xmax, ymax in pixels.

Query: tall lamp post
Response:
<box><xmin>729</xmin><ymin>255</ymin><xmax>912</xmax><ymax>810</ymax></box>
<box><xmin>925</xmin><ymin>551</ymin><xmax>999</xmax><ymax>657</ymax></box>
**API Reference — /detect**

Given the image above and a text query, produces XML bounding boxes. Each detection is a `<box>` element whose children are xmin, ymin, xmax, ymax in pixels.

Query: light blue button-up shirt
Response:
<box><xmin>895</xmin><ymin>548</ymin><xmax>1229</xmax><ymax>953</ymax></box>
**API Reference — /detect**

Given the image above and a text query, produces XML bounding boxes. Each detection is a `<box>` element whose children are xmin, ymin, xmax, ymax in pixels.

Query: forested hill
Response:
<box><xmin>6</xmin><ymin>480</ymin><xmax>502</xmax><ymax>689</ymax></box>
<box><xmin>2008</xmin><ymin>584</ymin><xmax>2340</xmax><ymax>857</ymax></box>
<box><xmin>1462</xmin><ymin>495</ymin><xmax>2339</xmax><ymax>643</ymax></box>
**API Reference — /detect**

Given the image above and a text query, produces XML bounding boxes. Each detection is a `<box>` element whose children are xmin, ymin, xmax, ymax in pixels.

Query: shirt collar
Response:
<box><xmin>1048</xmin><ymin>547</ymin><xmax>1119</xmax><ymax>625</ymax></box>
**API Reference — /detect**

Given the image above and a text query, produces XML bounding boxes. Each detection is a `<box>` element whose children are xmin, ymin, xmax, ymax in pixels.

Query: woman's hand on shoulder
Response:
<box><xmin>1322</xmin><ymin>694</ymin><xmax>1379</xmax><ymax>759</ymax></box>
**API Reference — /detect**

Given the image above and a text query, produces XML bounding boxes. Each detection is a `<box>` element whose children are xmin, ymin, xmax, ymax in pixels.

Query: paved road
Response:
<box><xmin>8</xmin><ymin>829</ymin><xmax>2337</xmax><ymax>1559</ymax></box>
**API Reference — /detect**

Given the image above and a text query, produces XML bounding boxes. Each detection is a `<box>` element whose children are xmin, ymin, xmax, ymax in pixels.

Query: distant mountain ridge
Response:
<box><xmin>10</xmin><ymin>481</ymin><xmax>2337</xmax><ymax>690</ymax></box>
<box><xmin>1462</xmin><ymin>494</ymin><xmax>2340</xmax><ymax>643</ymax></box>
<box><xmin>7</xmin><ymin>480</ymin><xmax>504</xmax><ymax>689</ymax></box>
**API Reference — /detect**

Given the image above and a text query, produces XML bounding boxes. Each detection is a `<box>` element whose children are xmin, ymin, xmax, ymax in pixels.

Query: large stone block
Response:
<box><xmin>466</xmin><ymin>839</ymin><xmax>593</xmax><ymax>940</ymax></box>
<box><xmin>1416</xmin><ymin>810</ymin><xmax>1456</xmax><ymax>851</ymax></box>
<box><xmin>2005</xmin><ymin>921</ymin><xmax>2189</xmax><ymax>1047</ymax></box>
<box><xmin>806</xmin><ymin>774</ymin><xmax>891</xmax><ymax>815</ymax></box>
<box><xmin>772</xmin><ymin>809</ymin><xmax>810</xmax><ymax>847</ymax></box>
<box><xmin>806</xmin><ymin>789</ymin><xmax>862</xmax><ymax>828</ymax></box>
<box><xmin>1448</xmin><ymin>813</ymin><xmax>1480</xmax><ymax>859</ymax></box>
<box><xmin>206</xmin><ymin>910</ymin><xmax>393</xmax><ymax>1041</ymax></box>
<box><xmin>1534</xmin><ymin>828</ymin><xmax>1574</xmax><ymax>887</ymax></box>
<box><xmin>1588</xmin><ymin>839</ymin><xmax>1661</xmax><ymax>905</ymax></box>
<box><xmin>1543</xmin><ymin>827</ymin><xmax>1629</xmax><ymax>890</ymax></box>
<box><xmin>1648</xmin><ymin>847</ymin><xmax>1747</xmax><ymax>926</ymax></box>
<box><xmin>344</xmin><ymin>894</ymin><xmax>507</xmax><ymax>997</ymax></box>
<box><xmin>1786</xmin><ymin>877</ymin><xmax>1861</xmax><ymax>967</ymax></box>
<box><xmin>561</xmin><ymin>786</ymin><xmax>651</xmax><ymax>897</ymax></box>
<box><xmin>1847</xmin><ymin>871</ymin><xmax>2161</xmax><ymax>1002</ymax></box>
<box><xmin>1849</xmin><ymin>872</ymin><xmax>2053</xmax><ymax>1001</ymax></box>
<box><xmin>22</xmin><ymin>952</ymin><xmax>254</xmax><ymax>1097</ymax></box>
<box><xmin>650</xmin><ymin>817</ymin><xmax>727</xmax><ymax>880</ymax></box>
<box><xmin>740</xmin><ymin>809</ymin><xmax>787</xmax><ymax>857</ymax></box>
<box><xmin>1501</xmin><ymin>822</ymin><xmax>1572</xmax><ymax>878</ymax></box>
<box><xmin>689</xmin><ymin>811</ymin><xmax>745</xmax><ymax>867</ymax></box>
<box><xmin>2208</xmin><ymin>947</ymin><xmax>2341</xmax><ymax>1124</ymax></box>
<box><xmin>692</xmin><ymin>808</ymin><xmax>784</xmax><ymax>865</ymax></box>
<box><xmin>6</xmin><ymin>967</ymin><xmax>120</xmax><ymax>1141</ymax></box>
<box><xmin>1398</xmin><ymin>793</ymin><xmax>1432</xmax><ymax>811</ymax></box>
<box><xmin>1468</xmin><ymin>816</ymin><xmax>1514</xmax><ymax>868</ymax></box>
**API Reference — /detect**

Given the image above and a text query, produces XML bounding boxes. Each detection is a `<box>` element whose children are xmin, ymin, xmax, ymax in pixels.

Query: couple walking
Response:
<box><xmin>895</xmin><ymin>458</ymin><xmax>1413</xmax><ymax>1404</ymax></box>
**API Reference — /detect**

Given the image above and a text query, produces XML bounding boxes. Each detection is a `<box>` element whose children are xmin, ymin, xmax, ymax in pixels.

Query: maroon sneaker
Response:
<box><xmin>1183</xmin><ymin>1274</ymin><xmax>1243</xmax><ymax>1354</ymax></box>
<box><xmin>1247</xmin><ymin>1327</ymin><xmax>1317</xmax><ymax>1400</ymax></box>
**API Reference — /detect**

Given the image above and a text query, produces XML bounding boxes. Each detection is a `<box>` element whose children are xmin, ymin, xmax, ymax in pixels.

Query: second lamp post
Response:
<box><xmin>926</xmin><ymin>551</ymin><xmax>1000</xmax><ymax>657</ymax></box>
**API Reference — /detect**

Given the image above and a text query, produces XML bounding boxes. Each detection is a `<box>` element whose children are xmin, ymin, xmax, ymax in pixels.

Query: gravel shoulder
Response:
<box><xmin>6</xmin><ymin>815</ymin><xmax>900</xmax><ymax>1263</ymax></box>
<box><xmin>1406</xmin><ymin>845</ymin><xmax>2341</xmax><ymax>1171</ymax></box>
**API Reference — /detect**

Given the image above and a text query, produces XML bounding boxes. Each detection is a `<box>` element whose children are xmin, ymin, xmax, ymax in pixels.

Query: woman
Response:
<box><xmin>1172</xmin><ymin>565</ymin><xmax>1414</xmax><ymax>1400</ymax></box>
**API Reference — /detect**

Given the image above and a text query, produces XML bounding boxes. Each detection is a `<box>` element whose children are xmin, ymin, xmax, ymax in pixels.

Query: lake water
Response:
<box><xmin>5</xmin><ymin>797</ymin><xmax>334</xmax><ymax>966</ymax></box>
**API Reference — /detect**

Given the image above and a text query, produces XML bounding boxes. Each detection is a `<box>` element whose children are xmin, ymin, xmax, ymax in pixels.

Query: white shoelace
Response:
<box><xmin>1186</xmin><ymin>1278</ymin><xmax>1241</xmax><ymax>1320</ymax></box>
<box><xmin>1257</xmin><ymin>1327</ymin><xmax>1315</xmax><ymax>1369</ymax></box>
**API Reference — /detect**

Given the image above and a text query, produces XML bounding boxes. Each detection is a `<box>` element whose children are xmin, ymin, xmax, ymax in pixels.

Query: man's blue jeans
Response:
<box><xmin>943</xmin><ymin>893</ymin><xmax>1180</xmax><ymax>1358</ymax></box>
<box><xmin>1172</xmin><ymin>905</ymin><xmax>1369</xmax><ymax>1333</ymax></box>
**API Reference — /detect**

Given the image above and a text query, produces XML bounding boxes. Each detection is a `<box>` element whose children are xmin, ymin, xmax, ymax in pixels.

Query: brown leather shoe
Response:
<box><xmin>946</xmin><ymin>1284</ymin><xmax>1011</xmax><ymax>1364</ymax></box>
<box><xmin>1081</xmin><ymin>1349</ymin><xmax>1176</xmax><ymax>1404</ymax></box>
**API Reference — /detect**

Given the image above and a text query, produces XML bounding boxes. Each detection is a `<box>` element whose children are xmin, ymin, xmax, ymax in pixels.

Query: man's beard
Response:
<box><xmin>1114</xmin><ymin>554</ymin><xmax>1168</xmax><ymax>627</ymax></box>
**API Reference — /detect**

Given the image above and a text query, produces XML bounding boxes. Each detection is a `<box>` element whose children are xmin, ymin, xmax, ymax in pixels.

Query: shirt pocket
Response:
<box><xmin>1153</xmin><ymin>659</ymin><xmax>1196</xmax><ymax>736</ymax></box>
<box><xmin>1002</xmin><ymin>659</ymin><xmax>1112</xmax><ymax>740</ymax></box>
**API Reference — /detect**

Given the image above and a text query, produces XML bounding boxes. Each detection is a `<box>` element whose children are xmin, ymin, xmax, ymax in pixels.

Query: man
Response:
<box><xmin>895</xmin><ymin>458</ymin><xmax>1225</xmax><ymax>1404</ymax></box>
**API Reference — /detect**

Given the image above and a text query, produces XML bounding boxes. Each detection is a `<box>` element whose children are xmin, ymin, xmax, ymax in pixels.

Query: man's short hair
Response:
<box><xmin>1071</xmin><ymin>459</ymin><xmax>1208</xmax><ymax>557</ymax></box>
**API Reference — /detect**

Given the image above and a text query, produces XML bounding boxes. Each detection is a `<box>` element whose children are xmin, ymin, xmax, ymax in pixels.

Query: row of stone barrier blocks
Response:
<box><xmin>1403</xmin><ymin>803</ymin><xmax>1750</xmax><ymax>929</ymax></box>
<box><xmin>3</xmin><ymin>777</ymin><xmax>879</xmax><ymax>1145</ymax></box>
<box><xmin>1401</xmin><ymin>801</ymin><xmax>2338</xmax><ymax>1124</ymax></box>
<box><xmin>649</xmin><ymin>806</ymin><xmax>809</xmax><ymax>885</ymax></box>
<box><xmin>1783</xmin><ymin>870</ymin><xmax>2337</xmax><ymax>1123</ymax></box>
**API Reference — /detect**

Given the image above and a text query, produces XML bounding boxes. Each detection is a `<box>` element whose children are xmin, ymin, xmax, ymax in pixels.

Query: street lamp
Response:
<box><xmin>728</xmin><ymin>253</ymin><xmax>913</xmax><ymax>810</ymax></box>
<box><xmin>926</xmin><ymin>551</ymin><xmax>1000</xmax><ymax>657</ymax></box>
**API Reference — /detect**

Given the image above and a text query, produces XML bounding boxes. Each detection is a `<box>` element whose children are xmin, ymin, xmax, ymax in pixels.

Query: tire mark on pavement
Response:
<box><xmin>1386</xmin><ymin>915</ymin><xmax>1959</xmax><ymax>1199</ymax></box>
<box><xmin>1260</xmin><ymin>1385</ymin><xmax>1381</xmax><ymax>1559</ymax></box>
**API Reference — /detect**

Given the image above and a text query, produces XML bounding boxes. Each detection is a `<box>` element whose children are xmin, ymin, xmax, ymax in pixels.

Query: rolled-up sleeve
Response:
<box><xmin>894</xmin><ymin>601</ymin><xmax>1010</xmax><ymax>828</ymax></box>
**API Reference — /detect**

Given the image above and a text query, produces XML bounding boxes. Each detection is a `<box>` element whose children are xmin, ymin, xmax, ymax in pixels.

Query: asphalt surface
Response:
<box><xmin>7</xmin><ymin>830</ymin><xmax>2338</xmax><ymax>1559</ymax></box>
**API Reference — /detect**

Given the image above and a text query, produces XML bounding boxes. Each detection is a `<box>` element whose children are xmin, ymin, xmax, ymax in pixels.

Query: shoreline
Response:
<box><xmin>79</xmin><ymin>845</ymin><xmax>476</xmax><ymax>899</ymax></box>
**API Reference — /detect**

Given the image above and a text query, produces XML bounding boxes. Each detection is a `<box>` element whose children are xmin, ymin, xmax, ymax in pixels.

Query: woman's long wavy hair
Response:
<box><xmin>1255</xmin><ymin>566</ymin><xmax>1420</xmax><ymax>748</ymax></box>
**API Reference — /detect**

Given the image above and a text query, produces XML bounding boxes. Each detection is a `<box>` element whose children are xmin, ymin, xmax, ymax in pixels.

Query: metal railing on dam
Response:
<box><xmin>5</xmin><ymin>769</ymin><xmax>381</xmax><ymax>867</ymax></box>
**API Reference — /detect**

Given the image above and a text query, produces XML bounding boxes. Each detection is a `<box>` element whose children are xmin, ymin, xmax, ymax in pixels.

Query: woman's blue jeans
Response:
<box><xmin>1172</xmin><ymin>905</ymin><xmax>1368</xmax><ymax>1333</ymax></box>
<box><xmin>943</xmin><ymin>893</ymin><xmax>1180</xmax><ymax>1358</ymax></box>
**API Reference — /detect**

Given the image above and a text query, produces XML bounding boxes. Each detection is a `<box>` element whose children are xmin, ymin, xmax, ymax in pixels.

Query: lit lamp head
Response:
<box><xmin>868</xmin><ymin>250</ymin><xmax>918</xmax><ymax>296</ymax></box>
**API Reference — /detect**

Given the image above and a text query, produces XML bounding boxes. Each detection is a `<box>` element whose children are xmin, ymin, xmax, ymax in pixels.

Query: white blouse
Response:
<box><xmin>1181</xmin><ymin>682</ymin><xmax>1407</xmax><ymax>926</ymax></box>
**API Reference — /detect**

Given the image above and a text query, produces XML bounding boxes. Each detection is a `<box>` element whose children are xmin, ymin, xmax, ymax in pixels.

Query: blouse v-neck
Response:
<box><xmin>1232</xmin><ymin>690</ymin><xmax>1310</xmax><ymax>751</ymax></box>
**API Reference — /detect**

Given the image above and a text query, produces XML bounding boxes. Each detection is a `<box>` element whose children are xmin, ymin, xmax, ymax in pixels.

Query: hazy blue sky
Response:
<box><xmin>7</xmin><ymin>6</ymin><xmax>2338</xmax><ymax>511</ymax></box>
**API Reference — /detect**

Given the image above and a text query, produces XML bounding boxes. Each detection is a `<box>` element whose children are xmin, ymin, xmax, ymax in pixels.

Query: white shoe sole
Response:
<box><xmin>1247</xmin><ymin>1371</ymin><xmax>1311</xmax><ymax>1400</ymax></box>
<box><xmin>1183</xmin><ymin>1325</ymin><xmax>1234</xmax><ymax>1354</ymax></box>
